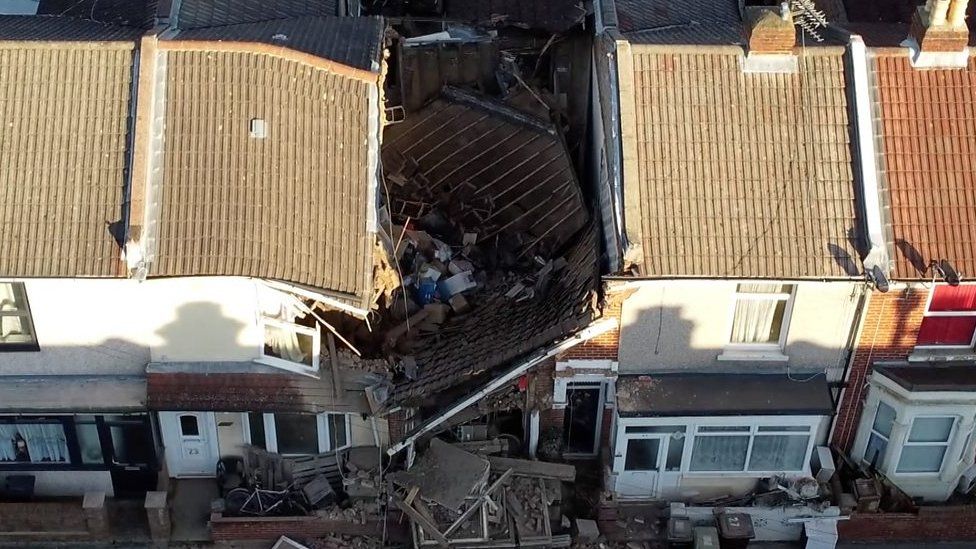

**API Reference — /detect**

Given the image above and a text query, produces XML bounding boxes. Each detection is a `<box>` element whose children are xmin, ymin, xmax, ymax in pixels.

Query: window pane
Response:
<box><xmin>264</xmin><ymin>323</ymin><xmax>314</xmax><ymax>366</ymax></box>
<box><xmin>180</xmin><ymin>415</ymin><xmax>200</xmax><ymax>437</ymax></box>
<box><xmin>928</xmin><ymin>285</ymin><xmax>976</xmax><ymax>312</ymax></box>
<box><xmin>748</xmin><ymin>435</ymin><xmax>809</xmax><ymax>471</ymax></box>
<box><xmin>757</xmin><ymin>426</ymin><xmax>810</xmax><ymax>432</ymax></box>
<box><xmin>960</xmin><ymin>430</ymin><xmax>974</xmax><ymax>463</ymax></box>
<box><xmin>737</xmin><ymin>284</ymin><xmax>791</xmax><ymax>294</ymax></box>
<box><xmin>274</xmin><ymin>414</ymin><xmax>318</xmax><ymax>455</ymax></box>
<box><xmin>917</xmin><ymin>317</ymin><xmax>976</xmax><ymax>346</ymax></box>
<box><xmin>75</xmin><ymin>422</ymin><xmax>104</xmax><ymax>464</ymax></box>
<box><xmin>248</xmin><ymin>413</ymin><xmax>267</xmax><ymax>449</ymax></box>
<box><xmin>897</xmin><ymin>446</ymin><xmax>947</xmax><ymax>473</ymax></box>
<box><xmin>909</xmin><ymin>417</ymin><xmax>954</xmax><ymax>443</ymax></box>
<box><xmin>328</xmin><ymin>414</ymin><xmax>348</xmax><ymax>450</ymax></box>
<box><xmin>873</xmin><ymin>402</ymin><xmax>896</xmax><ymax>438</ymax></box>
<box><xmin>863</xmin><ymin>433</ymin><xmax>888</xmax><ymax>468</ymax></box>
<box><xmin>0</xmin><ymin>282</ymin><xmax>35</xmax><ymax>346</ymax></box>
<box><xmin>730</xmin><ymin>298</ymin><xmax>788</xmax><ymax>344</ymax></box>
<box><xmin>624</xmin><ymin>438</ymin><xmax>660</xmax><ymax>471</ymax></box>
<box><xmin>690</xmin><ymin>435</ymin><xmax>749</xmax><ymax>471</ymax></box>
<box><xmin>665</xmin><ymin>438</ymin><xmax>684</xmax><ymax>471</ymax></box>
<box><xmin>110</xmin><ymin>423</ymin><xmax>152</xmax><ymax>465</ymax></box>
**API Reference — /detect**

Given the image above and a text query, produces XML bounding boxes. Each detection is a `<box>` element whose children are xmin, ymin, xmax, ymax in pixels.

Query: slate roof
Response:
<box><xmin>0</xmin><ymin>33</ymin><xmax>135</xmax><ymax>277</ymax></box>
<box><xmin>146</xmin><ymin>362</ymin><xmax>373</xmax><ymax>413</ymax></box>
<box><xmin>872</xmin><ymin>53</ymin><xmax>976</xmax><ymax>280</ymax></box>
<box><xmin>149</xmin><ymin>40</ymin><xmax>379</xmax><ymax>303</ymax></box>
<box><xmin>623</xmin><ymin>46</ymin><xmax>862</xmax><ymax>278</ymax></box>
<box><xmin>0</xmin><ymin>14</ymin><xmax>142</xmax><ymax>40</ymax></box>
<box><xmin>175</xmin><ymin>0</ymin><xmax>338</xmax><ymax>29</ymax></box>
<box><xmin>391</xmin><ymin>224</ymin><xmax>598</xmax><ymax>406</ymax></box>
<box><xmin>612</xmin><ymin>0</ymin><xmax>742</xmax><ymax>45</ymax></box>
<box><xmin>173</xmin><ymin>16</ymin><xmax>384</xmax><ymax>71</ymax></box>
<box><xmin>36</xmin><ymin>0</ymin><xmax>158</xmax><ymax>29</ymax></box>
<box><xmin>443</xmin><ymin>0</ymin><xmax>586</xmax><ymax>33</ymax></box>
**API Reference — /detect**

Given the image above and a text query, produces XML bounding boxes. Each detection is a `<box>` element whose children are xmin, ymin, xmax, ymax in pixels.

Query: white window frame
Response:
<box><xmin>257</xmin><ymin>317</ymin><xmax>321</xmax><ymax>375</ymax></box>
<box><xmin>893</xmin><ymin>415</ymin><xmax>957</xmax><ymax>475</ymax></box>
<box><xmin>719</xmin><ymin>283</ymin><xmax>795</xmax><ymax>361</ymax></box>
<box><xmin>861</xmin><ymin>401</ymin><xmax>895</xmax><ymax>469</ymax></box>
<box><xmin>242</xmin><ymin>412</ymin><xmax>352</xmax><ymax>455</ymax></box>
<box><xmin>914</xmin><ymin>283</ymin><xmax>976</xmax><ymax>351</ymax></box>
<box><xmin>615</xmin><ymin>415</ymin><xmax>819</xmax><ymax>477</ymax></box>
<box><xmin>0</xmin><ymin>281</ymin><xmax>39</xmax><ymax>351</ymax></box>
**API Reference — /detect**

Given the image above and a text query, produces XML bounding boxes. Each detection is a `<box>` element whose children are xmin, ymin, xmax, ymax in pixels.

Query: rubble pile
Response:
<box><xmin>306</xmin><ymin>534</ymin><xmax>383</xmax><ymax>549</ymax></box>
<box><xmin>389</xmin><ymin>439</ymin><xmax>574</xmax><ymax>547</ymax></box>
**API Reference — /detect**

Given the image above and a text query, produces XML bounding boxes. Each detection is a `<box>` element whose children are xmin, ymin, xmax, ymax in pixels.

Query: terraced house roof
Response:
<box><xmin>622</xmin><ymin>46</ymin><xmax>862</xmax><ymax>278</ymax></box>
<box><xmin>143</xmin><ymin>20</ymin><xmax>384</xmax><ymax>306</ymax></box>
<box><xmin>871</xmin><ymin>52</ymin><xmax>976</xmax><ymax>280</ymax></box>
<box><xmin>0</xmin><ymin>17</ymin><xmax>136</xmax><ymax>277</ymax></box>
<box><xmin>174</xmin><ymin>0</ymin><xmax>339</xmax><ymax>29</ymax></box>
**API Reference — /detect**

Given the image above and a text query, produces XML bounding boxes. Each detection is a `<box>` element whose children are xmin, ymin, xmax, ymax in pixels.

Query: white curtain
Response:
<box><xmin>0</xmin><ymin>424</ymin><xmax>18</xmax><ymax>461</ymax></box>
<box><xmin>730</xmin><ymin>299</ymin><xmax>778</xmax><ymax>344</ymax></box>
<box><xmin>265</xmin><ymin>324</ymin><xmax>307</xmax><ymax>363</ymax></box>
<box><xmin>17</xmin><ymin>424</ymin><xmax>69</xmax><ymax>463</ymax></box>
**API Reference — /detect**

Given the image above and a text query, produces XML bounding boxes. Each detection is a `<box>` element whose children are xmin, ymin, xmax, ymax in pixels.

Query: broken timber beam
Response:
<box><xmin>443</xmin><ymin>469</ymin><xmax>514</xmax><ymax>538</ymax></box>
<box><xmin>486</xmin><ymin>456</ymin><xmax>575</xmax><ymax>482</ymax></box>
<box><xmin>392</xmin><ymin>494</ymin><xmax>448</xmax><ymax>546</ymax></box>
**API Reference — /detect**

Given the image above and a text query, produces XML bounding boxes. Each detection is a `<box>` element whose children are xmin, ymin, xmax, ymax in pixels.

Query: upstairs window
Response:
<box><xmin>259</xmin><ymin>316</ymin><xmax>320</xmax><ymax>375</ymax></box>
<box><xmin>0</xmin><ymin>282</ymin><xmax>38</xmax><ymax>352</ymax></box>
<box><xmin>917</xmin><ymin>285</ymin><xmax>976</xmax><ymax>348</ymax></box>
<box><xmin>728</xmin><ymin>284</ymin><xmax>795</xmax><ymax>348</ymax></box>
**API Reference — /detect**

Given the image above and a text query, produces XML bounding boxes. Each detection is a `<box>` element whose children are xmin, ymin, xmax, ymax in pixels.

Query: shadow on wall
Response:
<box><xmin>617</xmin><ymin>298</ymin><xmax>856</xmax><ymax>384</ymax></box>
<box><xmin>153</xmin><ymin>302</ymin><xmax>252</xmax><ymax>363</ymax></box>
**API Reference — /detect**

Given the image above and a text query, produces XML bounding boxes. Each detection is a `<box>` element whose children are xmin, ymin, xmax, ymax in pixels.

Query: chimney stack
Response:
<box><xmin>744</xmin><ymin>2</ymin><xmax>797</xmax><ymax>55</ymax></box>
<box><xmin>910</xmin><ymin>0</ymin><xmax>970</xmax><ymax>53</ymax></box>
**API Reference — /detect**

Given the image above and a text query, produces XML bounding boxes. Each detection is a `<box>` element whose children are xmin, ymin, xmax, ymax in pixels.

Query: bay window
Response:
<box><xmin>863</xmin><ymin>401</ymin><xmax>895</xmax><ymax>468</ymax></box>
<box><xmin>896</xmin><ymin>416</ymin><xmax>955</xmax><ymax>473</ymax></box>
<box><xmin>916</xmin><ymin>285</ymin><xmax>976</xmax><ymax>348</ymax></box>
<box><xmin>245</xmin><ymin>412</ymin><xmax>351</xmax><ymax>455</ymax></box>
<box><xmin>0</xmin><ymin>421</ymin><xmax>68</xmax><ymax>463</ymax></box>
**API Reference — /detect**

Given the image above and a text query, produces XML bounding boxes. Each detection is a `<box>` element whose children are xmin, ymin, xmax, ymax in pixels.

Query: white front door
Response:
<box><xmin>614</xmin><ymin>434</ymin><xmax>664</xmax><ymax>498</ymax></box>
<box><xmin>160</xmin><ymin>412</ymin><xmax>219</xmax><ymax>477</ymax></box>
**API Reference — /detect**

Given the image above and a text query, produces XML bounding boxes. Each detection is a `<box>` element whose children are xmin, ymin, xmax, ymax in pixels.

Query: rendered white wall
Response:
<box><xmin>616</xmin><ymin>280</ymin><xmax>862</xmax><ymax>378</ymax></box>
<box><xmin>0</xmin><ymin>470</ymin><xmax>114</xmax><ymax>497</ymax></box>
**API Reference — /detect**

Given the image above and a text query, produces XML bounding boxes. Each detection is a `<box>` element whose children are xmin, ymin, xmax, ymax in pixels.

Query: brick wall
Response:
<box><xmin>838</xmin><ymin>505</ymin><xmax>976</xmax><ymax>542</ymax></box>
<box><xmin>209</xmin><ymin>513</ymin><xmax>382</xmax><ymax>541</ymax></box>
<box><xmin>0</xmin><ymin>501</ymin><xmax>91</xmax><ymax>539</ymax></box>
<box><xmin>560</xmin><ymin>295</ymin><xmax>621</xmax><ymax>361</ymax></box>
<box><xmin>831</xmin><ymin>287</ymin><xmax>929</xmax><ymax>451</ymax></box>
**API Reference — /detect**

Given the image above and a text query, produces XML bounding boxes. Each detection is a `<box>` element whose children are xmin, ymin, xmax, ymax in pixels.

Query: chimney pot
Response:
<box><xmin>910</xmin><ymin>0</ymin><xmax>970</xmax><ymax>54</ymax></box>
<box><xmin>930</xmin><ymin>0</ymin><xmax>950</xmax><ymax>25</ymax></box>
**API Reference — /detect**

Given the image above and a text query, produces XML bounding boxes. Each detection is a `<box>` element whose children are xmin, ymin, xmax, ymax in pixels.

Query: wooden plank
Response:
<box><xmin>486</xmin><ymin>456</ymin><xmax>575</xmax><ymax>481</ymax></box>
<box><xmin>392</xmin><ymin>495</ymin><xmax>448</xmax><ymax>547</ymax></box>
<box><xmin>443</xmin><ymin>469</ymin><xmax>513</xmax><ymax>538</ymax></box>
<box><xmin>327</xmin><ymin>332</ymin><xmax>341</xmax><ymax>399</ymax></box>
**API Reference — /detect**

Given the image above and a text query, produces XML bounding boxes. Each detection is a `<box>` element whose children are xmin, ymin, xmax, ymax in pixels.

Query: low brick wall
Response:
<box><xmin>209</xmin><ymin>512</ymin><xmax>383</xmax><ymax>541</ymax></box>
<box><xmin>0</xmin><ymin>500</ymin><xmax>91</xmax><ymax>539</ymax></box>
<box><xmin>838</xmin><ymin>505</ymin><xmax>976</xmax><ymax>542</ymax></box>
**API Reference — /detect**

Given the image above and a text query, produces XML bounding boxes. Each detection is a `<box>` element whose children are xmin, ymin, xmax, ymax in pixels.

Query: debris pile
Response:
<box><xmin>389</xmin><ymin>439</ymin><xmax>574</xmax><ymax>547</ymax></box>
<box><xmin>306</xmin><ymin>534</ymin><xmax>383</xmax><ymax>549</ymax></box>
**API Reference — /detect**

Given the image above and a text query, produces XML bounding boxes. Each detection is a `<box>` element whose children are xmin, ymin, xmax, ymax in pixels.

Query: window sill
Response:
<box><xmin>717</xmin><ymin>350</ymin><xmax>789</xmax><ymax>362</ymax></box>
<box><xmin>908</xmin><ymin>349</ymin><xmax>976</xmax><ymax>363</ymax></box>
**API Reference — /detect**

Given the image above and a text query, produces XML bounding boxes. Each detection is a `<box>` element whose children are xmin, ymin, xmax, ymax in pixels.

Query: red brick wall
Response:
<box><xmin>838</xmin><ymin>505</ymin><xmax>976</xmax><ymax>542</ymax></box>
<box><xmin>831</xmin><ymin>287</ymin><xmax>929</xmax><ymax>450</ymax></box>
<box><xmin>560</xmin><ymin>295</ymin><xmax>621</xmax><ymax>361</ymax></box>
<box><xmin>209</xmin><ymin>513</ymin><xmax>382</xmax><ymax>541</ymax></box>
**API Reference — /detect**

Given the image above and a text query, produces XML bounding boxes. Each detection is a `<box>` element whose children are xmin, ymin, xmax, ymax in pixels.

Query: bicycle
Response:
<box><xmin>225</xmin><ymin>483</ymin><xmax>311</xmax><ymax>517</ymax></box>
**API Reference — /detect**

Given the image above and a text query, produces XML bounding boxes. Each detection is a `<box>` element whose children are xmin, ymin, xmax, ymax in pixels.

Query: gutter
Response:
<box><xmin>386</xmin><ymin>319</ymin><xmax>619</xmax><ymax>457</ymax></box>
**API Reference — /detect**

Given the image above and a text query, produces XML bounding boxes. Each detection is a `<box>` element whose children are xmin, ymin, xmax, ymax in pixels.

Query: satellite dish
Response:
<box><xmin>940</xmin><ymin>260</ymin><xmax>961</xmax><ymax>286</ymax></box>
<box><xmin>868</xmin><ymin>265</ymin><xmax>890</xmax><ymax>293</ymax></box>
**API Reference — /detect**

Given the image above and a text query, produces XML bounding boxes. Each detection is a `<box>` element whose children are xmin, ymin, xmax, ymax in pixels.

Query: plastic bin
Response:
<box><xmin>717</xmin><ymin>512</ymin><xmax>755</xmax><ymax>549</ymax></box>
<box><xmin>694</xmin><ymin>526</ymin><xmax>720</xmax><ymax>549</ymax></box>
<box><xmin>667</xmin><ymin>516</ymin><xmax>694</xmax><ymax>548</ymax></box>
